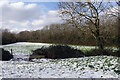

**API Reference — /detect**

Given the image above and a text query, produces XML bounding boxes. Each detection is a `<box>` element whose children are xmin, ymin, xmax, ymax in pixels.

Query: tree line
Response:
<box><xmin>2</xmin><ymin>18</ymin><xmax>118</xmax><ymax>46</ymax></box>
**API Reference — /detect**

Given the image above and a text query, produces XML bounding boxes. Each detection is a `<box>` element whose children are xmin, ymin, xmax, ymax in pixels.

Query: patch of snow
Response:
<box><xmin>2</xmin><ymin>42</ymin><xmax>51</xmax><ymax>47</ymax></box>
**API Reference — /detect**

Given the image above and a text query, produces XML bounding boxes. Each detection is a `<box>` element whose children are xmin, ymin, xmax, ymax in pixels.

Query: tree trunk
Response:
<box><xmin>94</xmin><ymin>17</ymin><xmax>104</xmax><ymax>51</ymax></box>
<box><xmin>95</xmin><ymin>26</ymin><xmax>104</xmax><ymax>51</ymax></box>
<box><xmin>96</xmin><ymin>35</ymin><xmax>104</xmax><ymax>50</ymax></box>
<box><xmin>118</xmin><ymin>8</ymin><xmax>120</xmax><ymax>51</ymax></box>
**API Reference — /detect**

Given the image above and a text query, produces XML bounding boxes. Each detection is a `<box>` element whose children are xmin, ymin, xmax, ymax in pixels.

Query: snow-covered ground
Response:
<box><xmin>1</xmin><ymin>42</ymin><xmax>120</xmax><ymax>78</ymax></box>
<box><xmin>2</xmin><ymin>42</ymin><xmax>53</xmax><ymax>55</ymax></box>
<box><xmin>1</xmin><ymin>56</ymin><xmax>119</xmax><ymax>78</ymax></box>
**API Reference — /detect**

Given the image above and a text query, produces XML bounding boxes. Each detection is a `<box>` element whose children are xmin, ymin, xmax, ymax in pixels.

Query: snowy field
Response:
<box><xmin>0</xmin><ymin>42</ymin><xmax>120</xmax><ymax>78</ymax></box>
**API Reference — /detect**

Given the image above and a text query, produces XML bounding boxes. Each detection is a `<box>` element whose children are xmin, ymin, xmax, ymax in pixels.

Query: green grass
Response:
<box><xmin>2</xmin><ymin>42</ymin><xmax>119</xmax><ymax>55</ymax></box>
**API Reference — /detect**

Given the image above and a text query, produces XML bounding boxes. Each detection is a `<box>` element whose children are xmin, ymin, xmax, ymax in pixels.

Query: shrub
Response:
<box><xmin>29</xmin><ymin>45</ymin><xmax>84</xmax><ymax>60</ymax></box>
<box><xmin>113</xmin><ymin>50</ymin><xmax>120</xmax><ymax>57</ymax></box>
<box><xmin>85</xmin><ymin>49</ymin><xmax>119</xmax><ymax>57</ymax></box>
<box><xmin>0</xmin><ymin>48</ymin><xmax>13</xmax><ymax>61</ymax></box>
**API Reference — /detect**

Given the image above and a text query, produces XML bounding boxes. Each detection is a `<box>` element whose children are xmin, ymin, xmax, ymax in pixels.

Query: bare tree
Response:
<box><xmin>101</xmin><ymin>1</ymin><xmax>120</xmax><ymax>50</ymax></box>
<box><xmin>58</xmin><ymin>1</ymin><xmax>112</xmax><ymax>50</ymax></box>
<box><xmin>107</xmin><ymin>1</ymin><xmax>120</xmax><ymax>18</ymax></box>
<box><xmin>115</xmin><ymin>1</ymin><xmax>120</xmax><ymax>50</ymax></box>
<box><xmin>108</xmin><ymin>1</ymin><xmax>120</xmax><ymax>49</ymax></box>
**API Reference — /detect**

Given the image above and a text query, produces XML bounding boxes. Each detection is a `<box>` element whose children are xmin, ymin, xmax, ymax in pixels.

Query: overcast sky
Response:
<box><xmin>0</xmin><ymin>1</ymin><xmax>63</xmax><ymax>32</ymax></box>
<box><xmin>0</xmin><ymin>1</ymin><xmax>118</xmax><ymax>32</ymax></box>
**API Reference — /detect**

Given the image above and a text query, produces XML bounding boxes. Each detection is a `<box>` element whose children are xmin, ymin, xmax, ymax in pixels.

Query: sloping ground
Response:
<box><xmin>2</xmin><ymin>42</ymin><xmax>118</xmax><ymax>56</ymax></box>
<box><xmin>1</xmin><ymin>56</ymin><xmax>119</xmax><ymax>78</ymax></box>
<box><xmin>2</xmin><ymin>42</ymin><xmax>52</xmax><ymax>55</ymax></box>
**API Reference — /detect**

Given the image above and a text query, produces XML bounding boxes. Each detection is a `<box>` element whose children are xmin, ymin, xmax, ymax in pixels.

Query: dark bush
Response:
<box><xmin>0</xmin><ymin>48</ymin><xmax>13</xmax><ymax>61</ymax></box>
<box><xmin>113</xmin><ymin>50</ymin><xmax>120</xmax><ymax>57</ymax></box>
<box><xmin>29</xmin><ymin>45</ymin><xmax>84</xmax><ymax>60</ymax></box>
<box><xmin>85</xmin><ymin>49</ymin><xmax>119</xmax><ymax>57</ymax></box>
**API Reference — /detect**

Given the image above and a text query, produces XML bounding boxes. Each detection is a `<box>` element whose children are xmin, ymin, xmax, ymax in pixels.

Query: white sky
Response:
<box><xmin>0</xmin><ymin>1</ymin><xmax>63</xmax><ymax>32</ymax></box>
